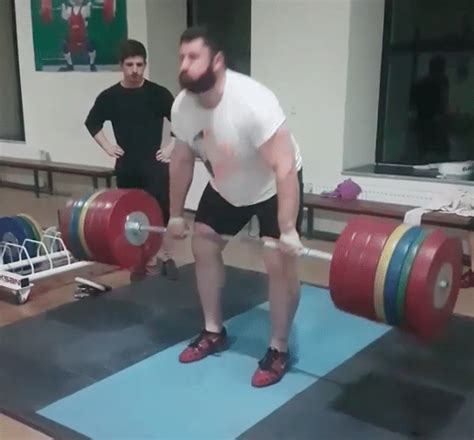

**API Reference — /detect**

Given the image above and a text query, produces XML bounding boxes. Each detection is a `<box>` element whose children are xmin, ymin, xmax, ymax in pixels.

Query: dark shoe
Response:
<box><xmin>179</xmin><ymin>327</ymin><xmax>229</xmax><ymax>363</ymax></box>
<box><xmin>251</xmin><ymin>347</ymin><xmax>290</xmax><ymax>387</ymax></box>
<box><xmin>129</xmin><ymin>270</ymin><xmax>146</xmax><ymax>283</ymax></box>
<box><xmin>161</xmin><ymin>258</ymin><xmax>178</xmax><ymax>280</ymax></box>
<box><xmin>130</xmin><ymin>257</ymin><xmax>163</xmax><ymax>283</ymax></box>
<box><xmin>461</xmin><ymin>269</ymin><xmax>474</xmax><ymax>289</ymax></box>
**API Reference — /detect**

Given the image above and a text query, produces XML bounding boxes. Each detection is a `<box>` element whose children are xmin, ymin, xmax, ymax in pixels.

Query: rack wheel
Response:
<box><xmin>16</xmin><ymin>288</ymin><xmax>31</xmax><ymax>305</ymax></box>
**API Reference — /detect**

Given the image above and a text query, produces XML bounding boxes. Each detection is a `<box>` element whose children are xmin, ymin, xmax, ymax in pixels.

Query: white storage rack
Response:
<box><xmin>0</xmin><ymin>227</ymin><xmax>94</xmax><ymax>304</ymax></box>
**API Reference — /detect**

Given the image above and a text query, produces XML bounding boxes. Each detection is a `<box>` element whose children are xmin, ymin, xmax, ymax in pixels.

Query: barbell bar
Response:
<box><xmin>58</xmin><ymin>188</ymin><xmax>464</xmax><ymax>341</ymax></box>
<box><xmin>123</xmin><ymin>218</ymin><xmax>334</xmax><ymax>261</ymax></box>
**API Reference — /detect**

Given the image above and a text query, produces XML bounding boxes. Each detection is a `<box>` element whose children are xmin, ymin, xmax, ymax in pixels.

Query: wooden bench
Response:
<box><xmin>0</xmin><ymin>157</ymin><xmax>114</xmax><ymax>197</ymax></box>
<box><xmin>303</xmin><ymin>193</ymin><xmax>474</xmax><ymax>267</ymax></box>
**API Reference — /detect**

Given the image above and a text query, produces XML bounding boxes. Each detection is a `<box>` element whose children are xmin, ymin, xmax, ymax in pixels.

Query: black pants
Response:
<box><xmin>115</xmin><ymin>161</ymin><xmax>170</xmax><ymax>224</ymax></box>
<box><xmin>195</xmin><ymin>169</ymin><xmax>304</xmax><ymax>239</ymax></box>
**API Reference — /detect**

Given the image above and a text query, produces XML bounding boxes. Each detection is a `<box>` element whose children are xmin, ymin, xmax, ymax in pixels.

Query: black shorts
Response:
<box><xmin>115</xmin><ymin>161</ymin><xmax>170</xmax><ymax>224</ymax></box>
<box><xmin>195</xmin><ymin>169</ymin><xmax>304</xmax><ymax>239</ymax></box>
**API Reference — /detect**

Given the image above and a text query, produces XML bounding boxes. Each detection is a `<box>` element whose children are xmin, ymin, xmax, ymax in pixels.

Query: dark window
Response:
<box><xmin>376</xmin><ymin>0</ymin><xmax>474</xmax><ymax>166</ymax></box>
<box><xmin>0</xmin><ymin>0</ymin><xmax>25</xmax><ymax>142</ymax></box>
<box><xmin>187</xmin><ymin>0</ymin><xmax>251</xmax><ymax>75</ymax></box>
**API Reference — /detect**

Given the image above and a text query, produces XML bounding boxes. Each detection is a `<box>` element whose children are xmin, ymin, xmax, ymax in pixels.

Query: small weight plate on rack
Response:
<box><xmin>0</xmin><ymin>217</ymin><xmax>29</xmax><ymax>264</ymax></box>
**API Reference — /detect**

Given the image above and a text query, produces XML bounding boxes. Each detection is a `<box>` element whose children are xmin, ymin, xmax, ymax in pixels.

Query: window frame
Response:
<box><xmin>375</xmin><ymin>0</ymin><xmax>474</xmax><ymax>165</ymax></box>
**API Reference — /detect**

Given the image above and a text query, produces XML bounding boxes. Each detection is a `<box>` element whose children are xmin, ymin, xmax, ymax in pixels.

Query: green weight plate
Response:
<box><xmin>396</xmin><ymin>229</ymin><xmax>429</xmax><ymax>325</ymax></box>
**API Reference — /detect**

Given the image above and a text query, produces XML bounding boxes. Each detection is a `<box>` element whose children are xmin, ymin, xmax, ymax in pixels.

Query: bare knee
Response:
<box><xmin>192</xmin><ymin>222</ymin><xmax>226</xmax><ymax>260</ymax></box>
<box><xmin>263</xmin><ymin>249</ymin><xmax>297</xmax><ymax>279</ymax></box>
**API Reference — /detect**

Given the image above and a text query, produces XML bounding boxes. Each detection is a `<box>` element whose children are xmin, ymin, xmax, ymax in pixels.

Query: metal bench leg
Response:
<box><xmin>33</xmin><ymin>170</ymin><xmax>40</xmax><ymax>198</ymax></box>
<box><xmin>469</xmin><ymin>231</ymin><xmax>474</xmax><ymax>271</ymax></box>
<box><xmin>47</xmin><ymin>171</ymin><xmax>53</xmax><ymax>195</ymax></box>
<box><xmin>306</xmin><ymin>207</ymin><xmax>314</xmax><ymax>238</ymax></box>
<box><xmin>92</xmin><ymin>176</ymin><xmax>98</xmax><ymax>190</ymax></box>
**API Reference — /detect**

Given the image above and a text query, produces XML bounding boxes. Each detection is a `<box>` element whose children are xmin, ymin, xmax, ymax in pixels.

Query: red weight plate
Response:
<box><xmin>79</xmin><ymin>190</ymin><xmax>107</xmax><ymax>260</ymax></box>
<box><xmin>83</xmin><ymin>189</ymin><xmax>163</xmax><ymax>268</ymax></box>
<box><xmin>109</xmin><ymin>190</ymin><xmax>164</xmax><ymax>269</ymax></box>
<box><xmin>83</xmin><ymin>191</ymin><xmax>117</xmax><ymax>263</ymax></box>
<box><xmin>329</xmin><ymin>216</ymin><xmax>370</xmax><ymax>307</ymax></box>
<box><xmin>404</xmin><ymin>230</ymin><xmax>463</xmax><ymax>341</ymax></box>
<box><xmin>330</xmin><ymin>216</ymin><xmax>395</xmax><ymax>318</ymax></box>
<box><xmin>339</xmin><ymin>219</ymin><xmax>398</xmax><ymax>321</ymax></box>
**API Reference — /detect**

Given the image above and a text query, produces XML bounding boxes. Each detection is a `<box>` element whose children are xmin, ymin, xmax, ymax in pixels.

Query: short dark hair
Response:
<box><xmin>119</xmin><ymin>39</ymin><xmax>147</xmax><ymax>63</ymax></box>
<box><xmin>180</xmin><ymin>26</ymin><xmax>221</xmax><ymax>56</ymax></box>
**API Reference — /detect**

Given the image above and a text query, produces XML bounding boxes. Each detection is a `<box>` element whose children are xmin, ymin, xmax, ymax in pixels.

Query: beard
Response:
<box><xmin>179</xmin><ymin>63</ymin><xmax>217</xmax><ymax>94</ymax></box>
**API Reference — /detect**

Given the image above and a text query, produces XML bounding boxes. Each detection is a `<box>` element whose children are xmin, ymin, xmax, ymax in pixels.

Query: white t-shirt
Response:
<box><xmin>171</xmin><ymin>69</ymin><xmax>302</xmax><ymax>207</ymax></box>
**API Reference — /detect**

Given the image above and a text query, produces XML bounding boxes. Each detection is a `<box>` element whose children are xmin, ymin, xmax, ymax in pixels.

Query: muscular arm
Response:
<box><xmin>259</xmin><ymin>123</ymin><xmax>299</xmax><ymax>234</ymax></box>
<box><xmin>169</xmin><ymin>139</ymin><xmax>196</xmax><ymax>217</ymax></box>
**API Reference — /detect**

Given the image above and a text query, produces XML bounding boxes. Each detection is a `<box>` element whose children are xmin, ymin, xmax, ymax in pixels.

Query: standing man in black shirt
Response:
<box><xmin>85</xmin><ymin>39</ymin><xmax>178</xmax><ymax>281</ymax></box>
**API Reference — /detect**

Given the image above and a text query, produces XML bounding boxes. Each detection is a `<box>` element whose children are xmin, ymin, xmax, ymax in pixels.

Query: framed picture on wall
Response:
<box><xmin>31</xmin><ymin>0</ymin><xmax>128</xmax><ymax>72</ymax></box>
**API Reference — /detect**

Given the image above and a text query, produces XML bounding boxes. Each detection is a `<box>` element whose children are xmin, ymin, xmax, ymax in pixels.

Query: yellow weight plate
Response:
<box><xmin>17</xmin><ymin>213</ymin><xmax>43</xmax><ymax>242</ymax></box>
<box><xmin>78</xmin><ymin>190</ymin><xmax>106</xmax><ymax>259</ymax></box>
<box><xmin>373</xmin><ymin>223</ymin><xmax>412</xmax><ymax>322</ymax></box>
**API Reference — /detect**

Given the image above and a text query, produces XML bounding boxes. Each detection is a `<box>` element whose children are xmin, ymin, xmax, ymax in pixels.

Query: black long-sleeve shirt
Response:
<box><xmin>85</xmin><ymin>79</ymin><xmax>174</xmax><ymax>165</ymax></box>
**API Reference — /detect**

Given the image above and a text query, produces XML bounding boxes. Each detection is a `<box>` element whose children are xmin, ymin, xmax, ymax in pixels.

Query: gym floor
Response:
<box><xmin>2</xmin><ymin>186</ymin><xmax>474</xmax><ymax>439</ymax></box>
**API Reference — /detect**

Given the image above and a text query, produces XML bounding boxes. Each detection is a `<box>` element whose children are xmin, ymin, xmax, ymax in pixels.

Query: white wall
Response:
<box><xmin>146</xmin><ymin>0</ymin><xmax>184</xmax><ymax>98</ymax></box>
<box><xmin>145</xmin><ymin>0</ymin><xmax>209</xmax><ymax>211</ymax></box>
<box><xmin>250</xmin><ymin>0</ymin><xmax>385</xmax><ymax>187</ymax></box>
<box><xmin>342</xmin><ymin>0</ymin><xmax>384</xmax><ymax>169</ymax></box>
<box><xmin>251</xmin><ymin>0</ymin><xmax>352</xmax><ymax>190</ymax></box>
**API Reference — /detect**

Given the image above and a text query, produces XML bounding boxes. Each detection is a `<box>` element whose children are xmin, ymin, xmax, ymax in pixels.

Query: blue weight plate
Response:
<box><xmin>15</xmin><ymin>216</ymin><xmax>38</xmax><ymax>259</ymax></box>
<box><xmin>0</xmin><ymin>216</ymin><xmax>29</xmax><ymax>264</ymax></box>
<box><xmin>68</xmin><ymin>193</ymin><xmax>93</xmax><ymax>260</ymax></box>
<box><xmin>383</xmin><ymin>226</ymin><xmax>423</xmax><ymax>326</ymax></box>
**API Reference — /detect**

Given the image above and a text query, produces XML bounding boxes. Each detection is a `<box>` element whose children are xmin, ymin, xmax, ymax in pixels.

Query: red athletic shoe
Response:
<box><xmin>179</xmin><ymin>327</ymin><xmax>229</xmax><ymax>363</ymax></box>
<box><xmin>251</xmin><ymin>347</ymin><xmax>290</xmax><ymax>387</ymax></box>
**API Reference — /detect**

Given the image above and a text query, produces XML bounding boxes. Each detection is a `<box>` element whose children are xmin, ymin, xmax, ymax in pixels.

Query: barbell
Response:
<box><xmin>40</xmin><ymin>0</ymin><xmax>116</xmax><ymax>24</ymax></box>
<box><xmin>58</xmin><ymin>188</ymin><xmax>463</xmax><ymax>341</ymax></box>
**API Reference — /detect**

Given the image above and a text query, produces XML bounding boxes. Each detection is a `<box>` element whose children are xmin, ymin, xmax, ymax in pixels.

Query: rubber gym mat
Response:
<box><xmin>1</xmin><ymin>262</ymin><xmax>473</xmax><ymax>439</ymax></box>
<box><xmin>37</xmin><ymin>284</ymin><xmax>388</xmax><ymax>439</ymax></box>
<box><xmin>241</xmin><ymin>315</ymin><xmax>474</xmax><ymax>440</ymax></box>
<box><xmin>0</xmin><ymin>263</ymin><xmax>269</xmax><ymax>412</ymax></box>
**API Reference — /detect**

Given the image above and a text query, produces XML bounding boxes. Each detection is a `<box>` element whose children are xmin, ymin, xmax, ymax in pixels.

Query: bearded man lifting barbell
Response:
<box><xmin>85</xmin><ymin>39</ymin><xmax>179</xmax><ymax>281</ymax></box>
<box><xmin>167</xmin><ymin>26</ymin><xmax>305</xmax><ymax>388</ymax></box>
